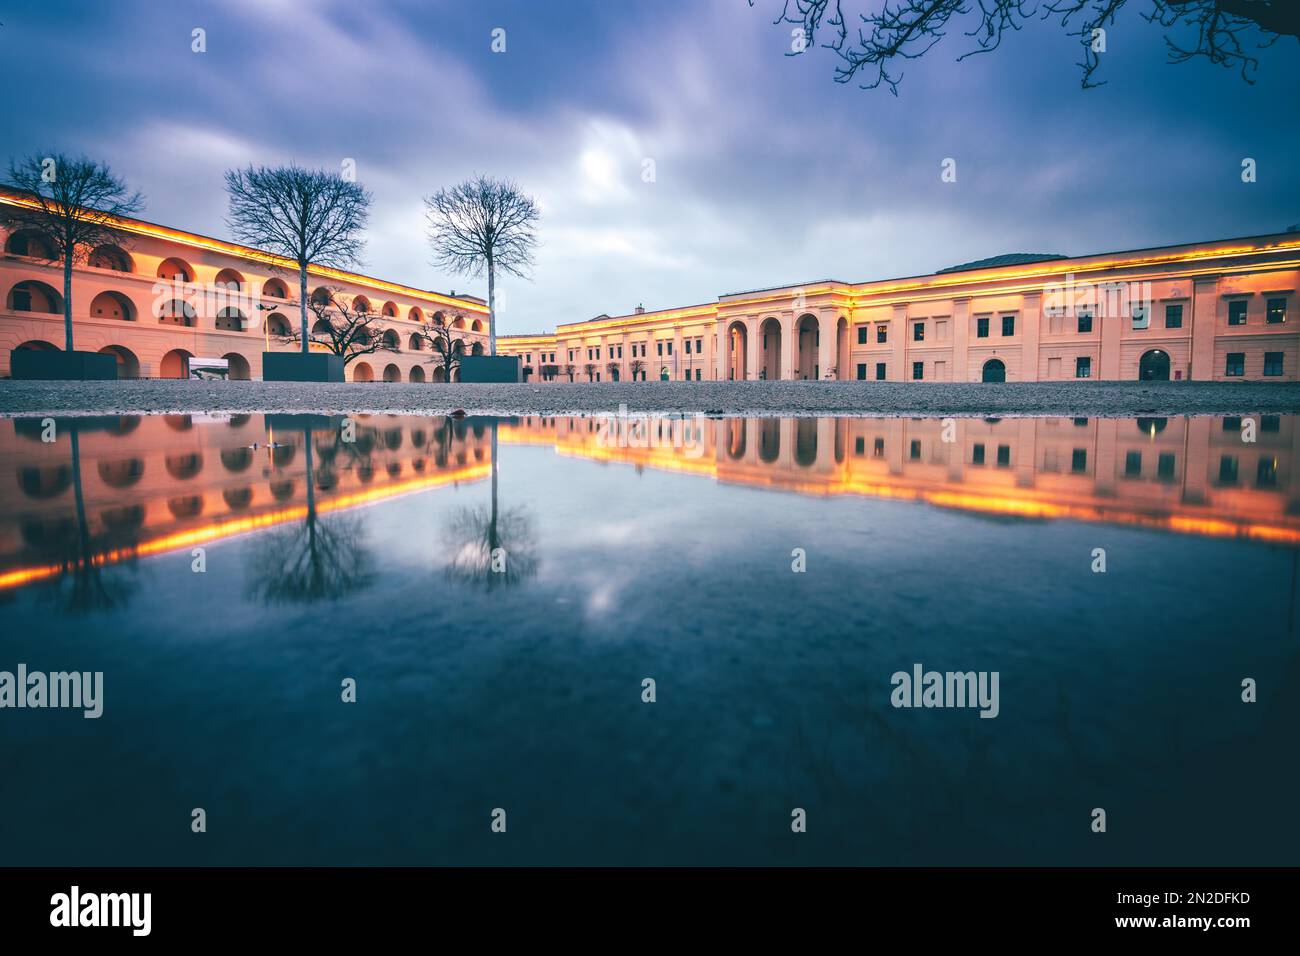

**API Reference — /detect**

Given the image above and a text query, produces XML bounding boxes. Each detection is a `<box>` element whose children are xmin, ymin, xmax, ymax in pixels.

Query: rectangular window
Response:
<box><xmin>657</xmin><ymin>342</ymin><xmax>663</xmax><ymax>356</ymax></box>
<box><xmin>976</xmin><ymin>317</ymin><xmax>989</xmax><ymax>338</ymax></box>
<box><xmin>912</xmin><ymin>361</ymin><xmax>924</xmax><ymax>380</ymax></box>
<box><xmin>696</xmin><ymin>369</ymin><xmax>702</xmax><ymax>381</ymax></box>
<box><xmin>1225</xmin><ymin>352</ymin><xmax>1245</xmax><ymax>377</ymax></box>
<box><xmin>877</xmin><ymin>325</ymin><xmax>888</xmax><ymax>343</ymax></box>
<box><xmin>684</xmin><ymin>340</ymin><xmax>691</xmax><ymax>353</ymax></box>
<box><xmin>996</xmin><ymin>444</ymin><xmax>1010</xmax><ymax>467</ymax></box>
<box><xmin>1267</xmin><ymin>298</ymin><xmax>1287</xmax><ymax>324</ymax></box>
<box><xmin>972</xmin><ymin>443</ymin><xmax>985</xmax><ymax>466</ymax></box>
<box><xmin>1131</xmin><ymin>304</ymin><xmax>1149</xmax><ymax>330</ymax></box>
<box><xmin>1158</xmin><ymin>453</ymin><xmax>1176</xmax><ymax>482</ymax></box>
<box><xmin>856</xmin><ymin>363</ymin><xmax>867</xmax><ymax>380</ymax></box>
<box><xmin>1219</xmin><ymin>455</ymin><xmax>1238</xmax><ymax>484</ymax></box>
<box><xmin>1164</xmin><ymin>304</ymin><xmax>1183</xmax><ymax>329</ymax></box>
<box><xmin>666</xmin><ymin>342</ymin><xmax>672</xmax><ymax>354</ymax></box>
<box><xmin>857</xmin><ymin>326</ymin><xmax>868</xmax><ymax>344</ymax></box>
<box><xmin>1223</xmin><ymin>416</ymin><xmax>1242</xmax><ymax>432</ymax></box>
<box><xmin>1125</xmin><ymin>451</ymin><xmax>1142</xmax><ymax>478</ymax></box>
<box><xmin>875</xmin><ymin>363</ymin><xmax>886</xmax><ymax>380</ymax></box>
<box><xmin>1262</xmin><ymin>415</ymin><xmax>1280</xmax><ymax>432</ymax></box>
<box><xmin>1228</xmin><ymin>300</ymin><xmax>1248</xmax><ymax>325</ymax></box>
<box><xmin>854</xmin><ymin>437</ymin><xmax>865</xmax><ymax>456</ymax></box>
<box><xmin>1258</xmin><ymin>457</ymin><xmax>1278</xmax><ymax>487</ymax></box>
<box><xmin>873</xmin><ymin>437</ymin><xmax>885</xmax><ymax>457</ymax></box>
<box><xmin>1264</xmin><ymin>351</ymin><xmax>1284</xmax><ymax>376</ymax></box>
<box><xmin>1002</xmin><ymin>315</ymin><xmax>1015</xmax><ymax>336</ymax></box>
<box><xmin>1075</xmin><ymin>356</ymin><xmax>1091</xmax><ymax>379</ymax></box>
<box><xmin>1071</xmin><ymin>448</ymin><xmax>1087</xmax><ymax>473</ymax></box>
<box><xmin>913</xmin><ymin>322</ymin><xmax>924</xmax><ymax>342</ymax></box>
<box><xmin>909</xmin><ymin>439</ymin><xmax>921</xmax><ymax>461</ymax></box>
<box><xmin>1077</xmin><ymin>312</ymin><xmax>1093</xmax><ymax>334</ymax></box>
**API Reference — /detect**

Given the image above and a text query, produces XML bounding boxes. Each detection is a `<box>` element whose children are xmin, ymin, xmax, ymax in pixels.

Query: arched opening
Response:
<box><xmin>1139</xmin><ymin>349</ymin><xmax>1170</xmax><ymax>381</ymax></box>
<box><xmin>609</xmin><ymin>366</ymin><xmax>620</xmax><ymax>382</ymax></box>
<box><xmin>160</xmin><ymin>349</ymin><xmax>194</xmax><ymax>379</ymax></box>
<box><xmin>409</xmin><ymin>365</ymin><xmax>426</xmax><ymax>383</ymax></box>
<box><xmin>89</xmin><ymin>290</ymin><xmax>135</xmax><ymax>321</ymax></box>
<box><xmin>263</xmin><ymin>278</ymin><xmax>290</xmax><ymax>299</ymax></box>
<box><xmin>408</xmin><ymin>332</ymin><xmax>424</xmax><ymax>351</ymax></box>
<box><xmin>157</xmin><ymin>299</ymin><xmax>196</xmax><ymax>326</ymax></box>
<box><xmin>352</xmin><ymin>295</ymin><xmax>372</xmax><ymax>314</ymax></box>
<box><xmin>471</xmin><ymin>342</ymin><xmax>485</xmax><ymax>356</ymax></box>
<box><xmin>835</xmin><ymin>316</ymin><xmax>849</xmax><ymax>381</ymax></box>
<box><xmin>382</xmin><ymin>363</ymin><xmax>401</xmax><ymax>382</ymax></box>
<box><xmin>223</xmin><ymin>487</ymin><xmax>253</xmax><ymax>511</ymax></box>
<box><xmin>223</xmin><ymin>352</ymin><xmax>251</xmax><ymax>380</ymax></box>
<box><xmin>431</xmin><ymin>366</ymin><xmax>446</xmax><ymax>383</ymax></box>
<box><xmin>660</xmin><ymin>367</ymin><xmax>670</xmax><ymax>381</ymax></box>
<box><xmin>214</xmin><ymin>268</ymin><xmax>244</xmax><ymax>291</ymax></box>
<box><xmin>381</xmin><ymin>329</ymin><xmax>401</xmax><ymax>351</ymax></box>
<box><xmin>727</xmin><ymin>321</ymin><xmax>748</xmax><ymax>380</ymax></box>
<box><xmin>167</xmin><ymin>495</ymin><xmax>204</xmax><ymax>519</ymax></box>
<box><xmin>795</xmin><ymin>314</ymin><xmax>819</xmax><ymax>380</ymax></box>
<box><xmin>409</xmin><ymin>306</ymin><xmax>425</xmax><ymax>324</ymax></box>
<box><xmin>311</xmin><ymin>318</ymin><xmax>333</xmax><ymax>337</ymax></box>
<box><xmin>452</xmin><ymin>316</ymin><xmax>466</xmax><ymax>330</ymax></box>
<box><xmin>97</xmin><ymin>458</ymin><xmax>144</xmax><ymax>489</ymax></box>
<box><xmin>311</xmin><ymin>287</ymin><xmax>333</xmax><ymax>307</ymax></box>
<box><xmin>88</xmin><ymin>244</ymin><xmax>133</xmax><ymax>272</ymax></box>
<box><xmin>759</xmin><ymin>316</ymin><xmax>782</xmax><ymax>380</ymax></box>
<box><xmin>381</xmin><ymin>301</ymin><xmax>398</xmax><ymax>318</ymax></box>
<box><xmin>431</xmin><ymin>311</ymin><xmax>445</xmax><ymax>326</ymax></box>
<box><xmin>215</xmin><ymin>307</ymin><xmax>246</xmax><ymax>331</ymax></box>
<box><xmin>220</xmin><ymin>447</ymin><xmax>254</xmax><ymax>473</ymax></box>
<box><xmin>471</xmin><ymin>319</ymin><xmax>483</xmax><ymax>333</ymax></box>
<box><xmin>4</xmin><ymin>229</ymin><xmax>54</xmax><ymax>259</ymax></box>
<box><xmin>18</xmin><ymin>465</ymin><xmax>71</xmax><ymax>498</ymax></box>
<box><xmin>759</xmin><ymin>419</ymin><xmax>781</xmax><ymax>463</ymax></box>
<box><xmin>164</xmin><ymin>452</ymin><xmax>203</xmax><ymax>480</ymax></box>
<box><xmin>796</xmin><ymin>419</ymin><xmax>818</xmax><ymax>467</ymax></box>
<box><xmin>15</xmin><ymin>339</ymin><xmax>59</xmax><ymax>352</ymax></box>
<box><xmin>982</xmin><ymin>359</ymin><xmax>1006</xmax><ymax>383</ymax></box>
<box><xmin>352</xmin><ymin>361</ymin><xmax>374</xmax><ymax>382</ymax></box>
<box><xmin>266</xmin><ymin>313</ymin><xmax>291</xmax><ymax>336</ymax></box>
<box><xmin>156</xmin><ymin>257</ymin><xmax>194</xmax><ymax>282</ymax></box>
<box><xmin>98</xmin><ymin>345</ymin><xmax>139</xmax><ymax>379</ymax></box>
<box><xmin>7</xmin><ymin>280</ymin><xmax>63</xmax><ymax>313</ymax></box>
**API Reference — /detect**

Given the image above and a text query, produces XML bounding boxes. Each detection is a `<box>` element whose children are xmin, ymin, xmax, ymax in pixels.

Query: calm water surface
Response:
<box><xmin>1</xmin><ymin>412</ymin><xmax>1296</xmax><ymax>865</ymax></box>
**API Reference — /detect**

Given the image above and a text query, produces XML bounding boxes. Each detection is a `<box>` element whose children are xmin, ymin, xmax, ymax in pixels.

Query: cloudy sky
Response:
<box><xmin>2</xmin><ymin>0</ymin><xmax>1296</xmax><ymax>334</ymax></box>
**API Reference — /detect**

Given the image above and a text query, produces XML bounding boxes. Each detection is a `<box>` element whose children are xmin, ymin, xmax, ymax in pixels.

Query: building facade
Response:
<box><xmin>0</xmin><ymin>193</ymin><xmax>489</xmax><ymax>381</ymax></box>
<box><xmin>498</xmin><ymin>232</ymin><xmax>1300</xmax><ymax>383</ymax></box>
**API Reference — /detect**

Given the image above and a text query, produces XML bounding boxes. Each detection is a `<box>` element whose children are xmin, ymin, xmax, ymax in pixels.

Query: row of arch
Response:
<box><xmin>725</xmin><ymin>314</ymin><xmax>850</xmax><ymax>380</ymax></box>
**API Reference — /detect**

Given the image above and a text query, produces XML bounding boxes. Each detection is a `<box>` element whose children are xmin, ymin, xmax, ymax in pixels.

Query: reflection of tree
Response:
<box><xmin>442</xmin><ymin>420</ymin><xmax>538</xmax><ymax>590</ymax></box>
<box><xmin>33</xmin><ymin>426</ymin><xmax>138</xmax><ymax>615</ymax></box>
<box><xmin>245</xmin><ymin>427</ymin><xmax>374</xmax><ymax>604</ymax></box>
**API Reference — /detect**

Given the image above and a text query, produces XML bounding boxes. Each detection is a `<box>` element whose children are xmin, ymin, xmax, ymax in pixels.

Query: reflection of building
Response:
<box><xmin>0</xmin><ymin>414</ymin><xmax>491</xmax><ymax>589</ymax></box>
<box><xmin>0</xmin><ymin>192</ymin><xmax>488</xmax><ymax>381</ymax></box>
<box><xmin>500</xmin><ymin>415</ymin><xmax>1300</xmax><ymax>542</ymax></box>
<box><xmin>499</xmin><ymin>233</ymin><xmax>1300</xmax><ymax>382</ymax></box>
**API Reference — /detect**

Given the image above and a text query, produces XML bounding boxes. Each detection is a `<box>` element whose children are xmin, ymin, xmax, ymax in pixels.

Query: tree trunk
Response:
<box><xmin>298</xmin><ymin>262</ymin><xmax>310</xmax><ymax>355</ymax></box>
<box><xmin>487</xmin><ymin>255</ymin><xmax>496</xmax><ymax>357</ymax></box>
<box><xmin>63</xmin><ymin>254</ymin><xmax>74</xmax><ymax>352</ymax></box>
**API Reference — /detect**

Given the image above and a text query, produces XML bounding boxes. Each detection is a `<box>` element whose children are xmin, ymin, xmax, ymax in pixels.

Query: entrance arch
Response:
<box><xmin>836</xmin><ymin>316</ymin><xmax>849</xmax><ymax>381</ymax></box>
<box><xmin>726</xmin><ymin>321</ymin><xmax>748</xmax><ymax>380</ymax></box>
<box><xmin>759</xmin><ymin>317</ymin><xmax>782</xmax><ymax>380</ymax></box>
<box><xmin>795</xmin><ymin>314</ymin><xmax>819</xmax><ymax>380</ymax></box>
<box><xmin>15</xmin><ymin>339</ymin><xmax>59</xmax><ymax>352</ymax></box>
<box><xmin>159</xmin><ymin>349</ymin><xmax>193</xmax><ymax>379</ymax></box>
<box><xmin>223</xmin><ymin>352</ymin><xmax>251</xmax><ymax>380</ymax></box>
<box><xmin>409</xmin><ymin>365</ymin><xmax>426</xmax><ymax>383</ymax></box>
<box><xmin>382</xmin><ymin>363</ymin><xmax>401</xmax><ymax>382</ymax></box>
<box><xmin>1139</xmin><ymin>349</ymin><xmax>1170</xmax><ymax>381</ymax></box>
<box><xmin>98</xmin><ymin>345</ymin><xmax>140</xmax><ymax>379</ymax></box>
<box><xmin>352</xmin><ymin>362</ymin><xmax>374</xmax><ymax>382</ymax></box>
<box><xmin>982</xmin><ymin>359</ymin><xmax>1006</xmax><ymax>383</ymax></box>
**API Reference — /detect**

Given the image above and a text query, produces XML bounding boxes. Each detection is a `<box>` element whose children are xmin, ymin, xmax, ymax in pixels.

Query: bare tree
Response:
<box><xmin>225</xmin><ymin>165</ymin><xmax>371</xmax><ymax>353</ymax></box>
<box><xmin>629</xmin><ymin>358</ymin><xmax>647</xmax><ymax>381</ymax></box>
<box><xmin>424</xmin><ymin>175</ymin><xmax>540</xmax><ymax>356</ymax></box>
<box><xmin>582</xmin><ymin>362</ymin><xmax>598</xmax><ymax>381</ymax></box>
<box><xmin>539</xmin><ymin>363</ymin><xmax>561</xmax><ymax>381</ymax></box>
<box><xmin>282</xmin><ymin>286</ymin><xmax>396</xmax><ymax>367</ymax></box>
<box><xmin>756</xmin><ymin>0</ymin><xmax>1299</xmax><ymax>91</ymax></box>
<box><xmin>2</xmin><ymin>153</ymin><xmax>143</xmax><ymax>351</ymax></box>
<box><xmin>605</xmin><ymin>361</ymin><xmax>622</xmax><ymax>381</ymax></box>
<box><xmin>563</xmin><ymin>362</ymin><xmax>577</xmax><ymax>382</ymax></box>
<box><xmin>421</xmin><ymin>314</ymin><xmax>470</xmax><ymax>381</ymax></box>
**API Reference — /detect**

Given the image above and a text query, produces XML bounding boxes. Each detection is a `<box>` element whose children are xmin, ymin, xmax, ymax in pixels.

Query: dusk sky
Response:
<box><xmin>2</xmin><ymin>0</ymin><xmax>1296</xmax><ymax>334</ymax></box>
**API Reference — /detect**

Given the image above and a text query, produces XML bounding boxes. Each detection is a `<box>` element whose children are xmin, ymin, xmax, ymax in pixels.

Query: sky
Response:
<box><xmin>1</xmin><ymin>0</ymin><xmax>1297</xmax><ymax>335</ymax></box>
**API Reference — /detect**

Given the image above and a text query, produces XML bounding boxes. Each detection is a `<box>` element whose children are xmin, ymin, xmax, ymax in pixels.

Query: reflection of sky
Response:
<box><xmin>2</xmin><ymin>1</ymin><xmax>1297</xmax><ymax>333</ymax></box>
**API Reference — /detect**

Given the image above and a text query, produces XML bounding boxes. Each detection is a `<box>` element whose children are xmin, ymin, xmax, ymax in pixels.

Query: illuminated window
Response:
<box><xmin>1228</xmin><ymin>300</ymin><xmax>1247</xmax><ymax>325</ymax></box>
<box><xmin>1266</xmin><ymin>298</ymin><xmax>1286</xmax><ymax>324</ymax></box>
<box><xmin>876</xmin><ymin>325</ymin><xmax>887</xmax><ymax>343</ymax></box>
<box><xmin>913</xmin><ymin>322</ymin><xmax>924</xmax><ymax>342</ymax></box>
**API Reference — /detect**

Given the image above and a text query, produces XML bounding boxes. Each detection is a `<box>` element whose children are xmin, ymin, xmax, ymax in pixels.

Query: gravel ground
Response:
<box><xmin>2</xmin><ymin>379</ymin><xmax>1299</xmax><ymax>418</ymax></box>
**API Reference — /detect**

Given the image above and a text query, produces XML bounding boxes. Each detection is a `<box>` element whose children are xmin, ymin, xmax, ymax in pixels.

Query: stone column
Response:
<box><xmin>745</xmin><ymin>316</ymin><xmax>759</xmax><ymax>381</ymax></box>
<box><xmin>891</xmin><ymin>303</ymin><xmax>909</xmax><ymax>381</ymax></box>
<box><xmin>1020</xmin><ymin>292</ymin><xmax>1042</xmax><ymax>382</ymax></box>
<box><xmin>951</xmin><ymin>297</ymin><xmax>971</xmax><ymax>382</ymax></box>
<box><xmin>716</xmin><ymin>317</ymin><xmax>729</xmax><ymax>380</ymax></box>
<box><xmin>1189</xmin><ymin>276</ymin><xmax>1219</xmax><ymax>381</ymax></box>
<box><xmin>817</xmin><ymin>311</ymin><xmax>835</xmax><ymax>380</ymax></box>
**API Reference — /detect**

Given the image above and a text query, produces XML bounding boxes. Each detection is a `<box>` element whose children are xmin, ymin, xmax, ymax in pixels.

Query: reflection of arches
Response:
<box><xmin>270</xmin><ymin>480</ymin><xmax>296</xmax><ymax>502</ymax></box>
<box><xmin>352</xmin><ymin>361</ymin><xmax>374</xmax><ymax>382</ymax></box>
<box><xmin>101</xmin><ymin>505</ymin><xmax>145</xmax><ymax>530</ymax></box>
<box><xmin>90</xmin><ymin>290</ymin><xmax>135</xmax><ymax>321</ymax></box>
<box><xmin>795</xmin><ymin>314</ymin><xmax>819</xmax><ymax>380</ymax></box>
<box><xmin>1136</xmin><ymin>417</ymin><xmax>1168</xmax><ymax>436</ymax></box>
<box><xmin>88</xmin><ymin>244</ymin><xmax>133</xmax><ymax>272</ymax></box>
<box><xmin>727</xmin><ymin>419</ymin><xmax>747</xmax><ymax>460</ymax></box>
<box><xmin>409</xmin><ymin>365</ymin><xmax>426</xmax><ymax>383</ymax></box>
<box><xmin>160</xmin><ymin>349</ymin><xmax>193</xmax><ymax>379</ymax></box>
<box><xmin>223</xmin><ymin>487</ymin><xmax>253</xmax><ymax>510</ymax></box>
<box><xmin>220</xmin><ymin>447</ymin><xmax>254</xmax><ymax>472</ymax></box>
<box><xmin>19</xmin><ymin>465</ymin><xmax>71</xmax><ymax>498</ymax></box>
<box><xmin>165</xmin><ymin>453</ymin><xmax>203</xmax><ymax>480</ymax></box>
<box><xmin>7</xmin><ymin>280</ymin><xmax>63</xmax><ymax>313</ymax></box>
<box><xmin>796</xmin><ymin>419</ymin><xmax>818</xmax><ymax>467</ymax></box>
<box><xmin>223</xmin><ymin>353</ymin><xmax>251</xmax><ymax>380</ymax></box>
<box><xmin>164</xmin><ymin>414</ymin><xmax>192</xmax><ymax>432</ymax></box>
<box><xmin>759</xmin><ymin>420</ymin><xmax>780</xmax><ymax>463</ymax></box>
<box><xmin>167</xmin><ymin>495</ymin><xmax>203</xmax><ymax>519</ymax></box>
<box><xmin>382</xmin><ymin>363</ymin><xmax>401</xmax><ymax>382</ymax></box>
<box><xmin>97</xmin><ymin>458</ymin><xmax>144</xmax><ymax>489</ymax></box>
<box><xmin>156</xmin><ymin>257</ymin><xmax>194</xmax><ymax>282</ymax></box>
<box><xmin>1139</xmin><ymin>349</ymin><xmax>1170</xmax><ymax>381</ymax></box>
<box><xmin>759</xmin><ymin>316</ymin><xmax>782</xmax><ymax>380</ymax></box>
<box><xmin>982</xmin><ymin>359</ymin><xmax>1006</xmax><ymax>383</ymax></box>
<box><xmin>727</xmin><ymin>321</ymin><xmax>748</xmax><ymax>380</ymax></box>
<box><xmin>98</xmin><ymin>345</ymin><xmax>139</xmax><ymax>379</ymax></box>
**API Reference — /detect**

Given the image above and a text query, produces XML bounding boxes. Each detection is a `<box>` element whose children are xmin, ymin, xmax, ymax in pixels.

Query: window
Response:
<box><xmin>1257</xmin><ymin>457</ymin><xmax>1278</xmax><ymax>487</ymax></box>
<box><xmin>684</xmin><ymin>339</ymin><xmax>692</xmax><ymax>354</ymax></box>
<box><xmin>875</xmin><ymin>363</ymin><xmax>886</xmax><ymax>381</ymax></box>
<box><xmin>1158</xmin><ymin>453</ymin><xmax>1176</xmax><ymax>482</ymax></box>
<box><xmin>1225</xmin><ymin>352</ymin><xmax>1245</xmax><ymax>377</ymax></box>
<box><xmin>972</xmin><ymin>443</ymin><xmax>985</xmax><ymax>465</ymax></box>
<box><xmin>1264</xmin><ymin>352</ymin><xmax>1284</xmax><ymax>376</ymax></box>
<box><xmin>1228</xmin><ymin>300</ymin><xmax>1247</xmax><ymax>325</ymax></box>
<box><xmin>976</xmin><ymin>317</ymin><xmax>989</xmax><ymax>338</ymax></box>
<box><xmin>873</xmin><ymin>437</ymin><xmax>884</xmax><ymax>457</ymax></box>
<box><xmin>1002</xmin><ymin>315</ymin><xmax>1015</xmax><ymax>336</ymax></box>
<box><xmin>617</xmin><ymin>346</ymin><xmax>623</xmax><ymax>358</ymax></box>
<box><xmin>1077</xmin><ymin>312</ymin><xmax>1093</xmax><ymax>334</ymax></box>
<box><xmin>1125</xmin><ymin>451</ymin><xmax>1142</xmax><ymax>477</ymax></box>
<box><xmin>657</xmin><ymin>342</ymin><xmax>663</xmax><ymax>356</ymax></box>
<box><xmin>666</xmin><ymin>342</ymin><xmax>672</xmax><ymax>355</ymax></box>
<box><xmin>1218</xmin><ymin>456</ymin><xmax>1238</xmax><ymax>484</ymax></box>
<box><xmin>695</xmin><ymin>369</ymin><xmax>702</xmax><ymax>380</ymax></box>
<box><xmin>1223</xmin><ymin>417</ymin><xmax>1242</xmax><ymax>432</ymax></box>
<box><xmin>1131</xmin><ymin>304</ymin><xmax>1149</xmax><ymax>330</ymax></box>
<box><xmin>856</xmin><ymin>363</ymin><xmax>867</xmax><ymax>380</ymax></box>
<box><xmin>1262</xmin><ymin>415</ymin><xmax>1280</xmax><ymax>432</ymax></box>
<box><xmin>1267</xmin><ymin>298</ymin><xmax>1287</xmax><ymax>324</ymax></box>
<box><xmin>1074</xmin><ymin>418</ymin><xmax>1089</xmax><ymax>427</ymax></box>
<box><xmin>855</xmin><ymin>437</ymin><xmax>865</xmax><ymax>455</ymax></box>
<box><xmin>1076</xmin><ymin>356</ymin><xmax>1092</xmax><ymax>379</ymax></box>
<box><xmin>913</xmin><ymin>322</ymin><xmax>924</xmax><ymax>342</ymax></box>
<box><xmin>910</xmin><ymin>439</ymin><xmax>921</xmax><ymax>460</ymax></box>
<box><xmin>1071</xmin><ymin>449</ymin><xmax>1087</xmax><ymax>473</ymax></box>
<box><xmin>912</xmin><ymin>361</ymin><xmax>924</xmax><ymax>380</ymax></box>
<box><xmin>996</xmin><ymin>445</ymin><xmax>1010</xmax><ymax>467</ymax></box>
<box><xmin>857</xmin><ymin>327</ymin><xmax>868</xmax><ymax>344</ymax></box>
<box><xmin>1164</xmin><ymin>304</ymin><xmax>1183</xmax><ymax>329</ymax></box>
<box><xmin>876</xmin><ymin>325</ymin><xmax>888</xmax><ymax>343</ymax></box>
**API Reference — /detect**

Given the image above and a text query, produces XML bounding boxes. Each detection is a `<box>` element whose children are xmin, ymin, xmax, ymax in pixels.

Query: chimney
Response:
<box><xmin>634</xmin><ymin>303</ymin><xmax>645</xmax><ymax>314</ymax></box>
